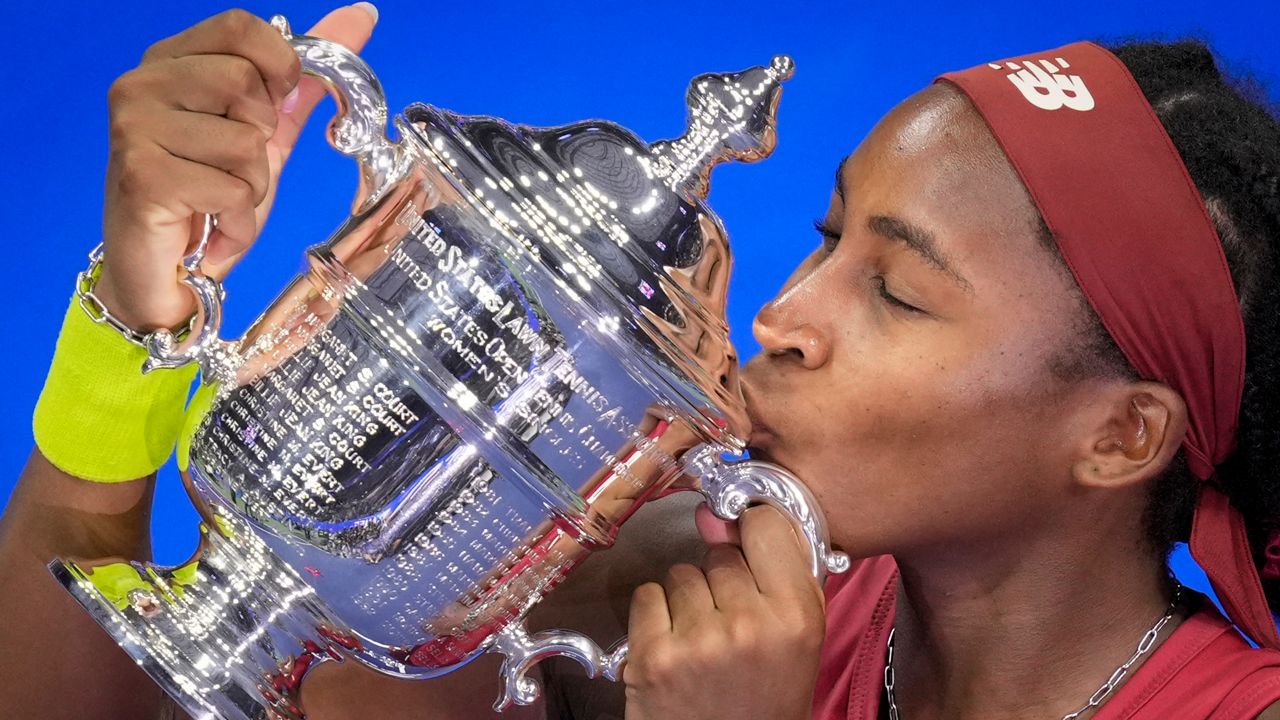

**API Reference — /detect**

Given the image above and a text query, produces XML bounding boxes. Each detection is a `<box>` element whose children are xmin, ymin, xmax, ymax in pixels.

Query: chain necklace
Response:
<box><xmin>883</xmin><ymin>584</ymin><xmax>1182</xmax><ymax>720</ymax></box>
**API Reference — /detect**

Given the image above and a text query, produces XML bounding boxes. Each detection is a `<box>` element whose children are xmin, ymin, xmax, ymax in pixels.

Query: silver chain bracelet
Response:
<box><xmin>74</xmin><ymin>242</ymin><xmax>197</xmax><ymax>348</ymax></box>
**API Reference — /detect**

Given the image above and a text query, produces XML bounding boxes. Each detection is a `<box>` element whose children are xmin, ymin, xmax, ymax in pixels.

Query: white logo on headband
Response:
<box><xmin>989</xmin><ymin>57</ymin><xmax>1095</xmax><ymax>111</ymax></box>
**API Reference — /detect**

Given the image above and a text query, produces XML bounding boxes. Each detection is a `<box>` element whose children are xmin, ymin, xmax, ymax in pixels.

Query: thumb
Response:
<box><xmin>695</xmin><ymin>502</ymin><xmax>742</xmax><ymax>546</ymax></box>
<box><xmin>270</xmin><ymin>3</ymin><xmax>380</xmax><ymax>157</ymax></box>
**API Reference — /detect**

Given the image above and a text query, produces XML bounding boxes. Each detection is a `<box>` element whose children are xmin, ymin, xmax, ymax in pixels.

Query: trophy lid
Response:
<box><xmin>397</xmin><ymin>57</ymin><xmax>794</xmax><ymax>446</ymax></box>
<box><xmin>650</xmin><ymin>55</ymin><xmax>795</xmax><ymax>200</ymax></box>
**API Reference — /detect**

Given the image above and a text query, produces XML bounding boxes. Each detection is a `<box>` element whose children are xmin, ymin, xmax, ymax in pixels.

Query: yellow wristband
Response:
<box><xmin>33</xmin><ymin>297</ymin><xmax>198</xmax><ymax>482</ymax></box>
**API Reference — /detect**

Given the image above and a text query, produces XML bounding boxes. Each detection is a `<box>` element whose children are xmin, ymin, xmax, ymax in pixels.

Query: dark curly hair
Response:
<box><xmin>1043</xmin><ymin>39</ymin><xmax>1280</xmax><ymax>601</ymax></box>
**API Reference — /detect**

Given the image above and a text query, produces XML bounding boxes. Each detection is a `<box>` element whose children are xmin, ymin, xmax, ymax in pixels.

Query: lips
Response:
<box><xmin>740</xmin><ymin>379</ymin><xmax>779</xmax><ymax>458</ymax></box>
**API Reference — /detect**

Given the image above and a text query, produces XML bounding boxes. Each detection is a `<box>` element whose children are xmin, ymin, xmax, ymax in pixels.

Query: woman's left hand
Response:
<box><xmin>622</xmin><ymin>504</ymin><xmax>827</xmax><ymax>720</ymax></box>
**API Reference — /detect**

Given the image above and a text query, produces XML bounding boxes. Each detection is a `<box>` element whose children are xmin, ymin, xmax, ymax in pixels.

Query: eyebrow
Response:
<box><xmin>832</xmin><ymin>155</ymin><xmax>972</xmax><ymax>292</ymax></box>
<box><xmin>867</xmin><ymin>214</ymin><xmax>973</xmax><ymax>293</ymax></box>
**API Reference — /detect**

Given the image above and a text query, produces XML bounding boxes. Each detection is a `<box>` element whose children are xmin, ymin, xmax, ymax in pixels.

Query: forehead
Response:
<box><xmin>840</xmin><ymin>83</ymin><xmax>1046</xmax><ymax>265</ymax></box>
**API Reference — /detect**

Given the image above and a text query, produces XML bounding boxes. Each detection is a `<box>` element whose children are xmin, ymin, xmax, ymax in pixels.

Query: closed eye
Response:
<box><xmin>813</xmin><ymin>218</ymin><xmax>926</xmax><ymax>316</ymax></box>
<box><xmin>873</xmin><ymin>276</ymin><xmax>925</xmax><ymax>314</ymax></box>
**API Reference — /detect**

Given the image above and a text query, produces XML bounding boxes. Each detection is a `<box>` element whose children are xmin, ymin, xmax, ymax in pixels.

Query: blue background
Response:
<box><xmin>2</xmin><ymin>0</ymin><xmax>1276</xmax><ymax>594</ymax></box>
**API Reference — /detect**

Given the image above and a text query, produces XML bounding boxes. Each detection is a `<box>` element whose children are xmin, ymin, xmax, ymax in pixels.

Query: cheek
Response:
<box><xmin>831</xmin><ymin>305</ymin><xmax>1062</xmax><ymax>437</ymax></box>
<box><xmin>797</xmin><ymin>311</ymin><xmax>1075</xmax><ymax>547</ymax></box>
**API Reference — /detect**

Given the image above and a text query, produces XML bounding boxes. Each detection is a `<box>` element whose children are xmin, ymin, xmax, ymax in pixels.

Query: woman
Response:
<box><xmin>3</xmin><ymin>4</ymin><xmax>1280</xmax><ymax>720</ymax></box>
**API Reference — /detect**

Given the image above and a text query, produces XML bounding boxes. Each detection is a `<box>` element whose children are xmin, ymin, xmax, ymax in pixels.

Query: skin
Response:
<box><xmin>0</xmin><ymin>7</ymin><xmax>646</xmax><ymax>720</ymax></box>
<box><xmin>698</xmin><ymin>82</ymin><xmax>1280</xmax><ymax>719</ymax></box>
<box><xmin>4</xmin><ymin>5</ymin><xmax>1279</xmax><ymax>720</ymax></box>
<box><xmin>732</xmin><ymin>83</ymin><xmax>1198</xmax><ymax>718</ymax></box>
<box><xmin>621</xmin><ymin>84</ymin><xmax>1198</xmax><ymax>719</ymax></box>
<box><xmin>0</xmin><ymin>7</ymin><xmax>703</xmax><ymax>719</ymax></box>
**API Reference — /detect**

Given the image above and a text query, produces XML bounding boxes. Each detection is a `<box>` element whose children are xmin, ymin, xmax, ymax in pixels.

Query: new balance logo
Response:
<box><xmin>988</xmin><ymin>57</ymin><xmax>1095</xmax><ymax>111</ymax></box>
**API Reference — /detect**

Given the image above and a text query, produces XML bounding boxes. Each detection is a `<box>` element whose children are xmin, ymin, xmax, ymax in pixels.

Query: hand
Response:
<box><xmin>623</xmin><ymin>504</ymin><xmax>826</xmax><ymax>720</ymax></box>
<box><xmin>95</xmin><ymin>5</ymin><xmax>378</xmax><ymax>332</ymax></box>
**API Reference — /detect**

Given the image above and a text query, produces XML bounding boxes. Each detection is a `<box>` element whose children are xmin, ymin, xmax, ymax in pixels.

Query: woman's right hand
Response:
<box><xmin>622</xmin><ymin>505</ymin><xmax>826</xmax><ymax>720</ymax></box>
<box><xmin>95</xmin><ymin>4</ymin><xmax>378</xmax><ymax>333</ymax></box>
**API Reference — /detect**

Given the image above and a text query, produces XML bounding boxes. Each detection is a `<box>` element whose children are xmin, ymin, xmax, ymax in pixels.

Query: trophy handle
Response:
<box><xmin>269</xmin><ymin>15</ymin><xmax>402</xmax><ymax>208</ymax></box>
<box><xmin>487</xmin><ymin>444</ymin><xmax>848</xmax><ymax>711</ymax></box>
<box><xmin>683</xmin><ymin>444</ymin><xmax>851</xmax><ymax>578</ymax></box>
<box><xmin>142</xmin><ymin>14</ymin><xmax>402</xmax><ymax>378</ymax></box>
<box><xmin>489</xmin><ymin>621</ymin><xmax>628</xmax><ymax>711</ymax></box>
<box><xmin>141</xmin><ymin>215</ymin><xmax>236</xmax><ymax>378</ymax></box>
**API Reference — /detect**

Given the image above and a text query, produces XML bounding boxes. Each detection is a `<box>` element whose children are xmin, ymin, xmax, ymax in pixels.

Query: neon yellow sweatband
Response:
<box><xmin>82</xmin><ymin>560</ymin><xmax>201</xmax><ymax>610</ymax></box>
<box><xmin>33</xmin><ymin>297</ymin><xmax>198</xmax><ymax>482</ymax></box>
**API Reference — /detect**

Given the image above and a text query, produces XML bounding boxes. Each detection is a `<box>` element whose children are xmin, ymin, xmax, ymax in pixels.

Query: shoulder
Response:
<box><xmin>1197</xmin><ymin>627</ymin><xmax>1280</xmax><ymax>719</ymax></box>
<box><xmin>1217</xmin><ymin>662</ymin><xmax>1280</xmax><ymax>720</ymax></box>
<box><xmin>1118</xmin><ymin>595</ymin><xmax>1280</xmax><ymax>719</ymax></box>
<box><xmin>1256</xmin><ymin>701</ymin><xmax>1280</xmax><ymax>720</ymax></box>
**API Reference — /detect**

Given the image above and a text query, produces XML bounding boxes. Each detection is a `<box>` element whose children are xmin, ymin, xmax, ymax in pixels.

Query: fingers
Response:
<box><xmin>269</xmin><ymin>5</ymin><xmax>379</xmax><ymax>158</ymax></box>
<box><xmin>208</xmin><ymin>208</ymin><xmax>260</xmax><ymax>264</ymax></box>
<box><xmin>628</xmin><ymin>581</ymin><xmax>672</xmax><ymax>648</ymax></box>
<box><xmin>110</xmin><ymin>144</ymin><xmax>260</xmax><ymax>243</ymax></box>
<box><xmin>146</xmin><ymin>111</ymin><xmax>271</xmax><ymax>206</ymax></box>
<box><xmin>141</xmin><ymin>9</ymin><xmax>300</xmax><ymax>107</ymax></box>
<box><xmin>623</xmin><ymin>530</ymin><xmax>827</xmax><ymax>719</ymax></box>
<box><xmin>114</xmin><ymin>55</ymin><xmax>278</xmax><ymax>139</ymax></box>
<box><xmin>107</xmin><ymin>55</ymin><xmax>274</xmax><ymax>272</ymax></box>
<box><xmin>662</xmin><ymin>564</ymin><xmax>715</xmax><ymax>633</ymax></box>
<box><xmin>99</xmin><ymin>143</ymin><xmax>260</xmax><ymax>329</ymax></box>
<box><xmin>739</xmin><ymin>505</ymin><xmax>823</xmax><ymax>604</ymax></box>
<box><xmin>703</xmin><ymin>543</ymin><xmax>759</xmax><ymax>610</ymax></box>
<box><xmin>302</xmin><ymin>4</ymin><xmax>379</xmax><ymax>63</ymax></box>
<box><xmin>97</xmin><ymin>6</ymin><xmax>376</xmax><ymax>332</ymax></box>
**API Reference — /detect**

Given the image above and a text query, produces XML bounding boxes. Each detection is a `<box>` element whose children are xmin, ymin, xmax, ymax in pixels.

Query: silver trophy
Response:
<box><xmin>52</xmin><ymin>16</ymin><xmax>849</xmax><ymax>720</ymax></box>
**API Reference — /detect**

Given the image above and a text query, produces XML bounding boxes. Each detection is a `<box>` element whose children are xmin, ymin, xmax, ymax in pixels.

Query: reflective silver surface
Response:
<box><xmin>53</xmin><ymin>16</ymin><xmax>847</xmax><ymax>720</ymax></box>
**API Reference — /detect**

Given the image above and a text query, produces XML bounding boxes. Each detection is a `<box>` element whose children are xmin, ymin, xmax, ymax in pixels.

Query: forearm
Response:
<box><xmin>4</xmin><ymin>450</ymin><xmax>155</xmax><ymax>559</ymax></box>
<box><xmin>0</xmin><ymin>450</ymin><xmax>169</xmax><ymax>719</ymax></box>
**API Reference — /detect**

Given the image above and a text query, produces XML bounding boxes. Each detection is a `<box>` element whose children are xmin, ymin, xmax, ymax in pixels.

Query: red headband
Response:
<box><xmin>937</xmin><ymin>42</ymin><xmax>1277</xmax><ymax>649</ymax></box>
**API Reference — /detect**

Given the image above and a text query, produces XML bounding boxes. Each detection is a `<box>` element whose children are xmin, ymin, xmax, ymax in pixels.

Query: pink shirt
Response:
<box><xmin>813</xmin><ymin>556</ymin><xmax>1280</xmax><ymax>719</ymax></box>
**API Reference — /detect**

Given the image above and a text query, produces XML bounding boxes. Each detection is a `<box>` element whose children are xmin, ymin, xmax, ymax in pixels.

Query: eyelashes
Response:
<box><xmin>810</xmin><ymin>217</ymin><xmax>925</xmax><ymax>315</ymax></box>
<box><xmin>873</xmin><ymin>276</ymin><xmax>924</xmax><ymax>314</ymax></box>
<box><xmin>812</xmin><ymin>217</ymin><xmax>840</xmax><ymax>253</ymax></box>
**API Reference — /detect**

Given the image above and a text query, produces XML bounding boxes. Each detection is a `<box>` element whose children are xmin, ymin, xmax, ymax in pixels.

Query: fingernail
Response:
<box><xmin>352</xmin><ymin>2</ymin><xmax>379</xmax><ymax>23</ymax></box>
<box><xmin>281</xmin><ymin>86</ymin><xmax>300</xmax><ymax>114</ymax></box>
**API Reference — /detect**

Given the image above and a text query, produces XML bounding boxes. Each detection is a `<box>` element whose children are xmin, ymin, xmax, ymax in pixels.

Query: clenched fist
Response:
<box><xmin>95</xmin><ymin>5</ymin><xmax>377</xmax><ymax>333</ymax></box>
<box><xmin>623</xmin><ymin>504</ymin><xmax>827</xmax><ymax>720</ymax></box>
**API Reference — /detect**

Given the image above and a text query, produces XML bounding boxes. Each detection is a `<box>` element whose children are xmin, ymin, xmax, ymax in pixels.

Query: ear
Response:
<box><xmin>1073</xmin><ymin>382</ymin><xmax>1189</xmax><ymax>490</ymax></box>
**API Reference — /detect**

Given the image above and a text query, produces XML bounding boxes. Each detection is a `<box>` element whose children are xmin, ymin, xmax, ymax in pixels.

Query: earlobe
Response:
<box><xmin>1077</xmin><ymin>385</ymin><xmax>1187</xmax><ymax>490</ymax></box>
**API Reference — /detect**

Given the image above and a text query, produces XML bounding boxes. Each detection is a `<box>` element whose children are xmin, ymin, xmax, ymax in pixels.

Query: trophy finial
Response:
<box><xmin>649</xmin><ymin>56</ymin><xmax>794</xmax><ymax>200</ymax></box>
<box><xmin>770</xmin><ymin>55</ymin><xmax>796</xmax><ymax>81</ymax></box>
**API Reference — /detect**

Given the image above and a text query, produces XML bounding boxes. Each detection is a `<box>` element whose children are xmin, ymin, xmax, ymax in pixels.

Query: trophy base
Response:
<box><xmin>50</xmin><ymin>515</ymin><xmax>352</xmax><ymax>720</ymax></box>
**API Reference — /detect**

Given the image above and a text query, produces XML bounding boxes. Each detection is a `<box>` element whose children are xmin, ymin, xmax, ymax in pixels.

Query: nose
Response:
<box><xmin>752</xmin><ymin>295</ymin><xmax>831</xmax><ymax>370</ymax></box>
